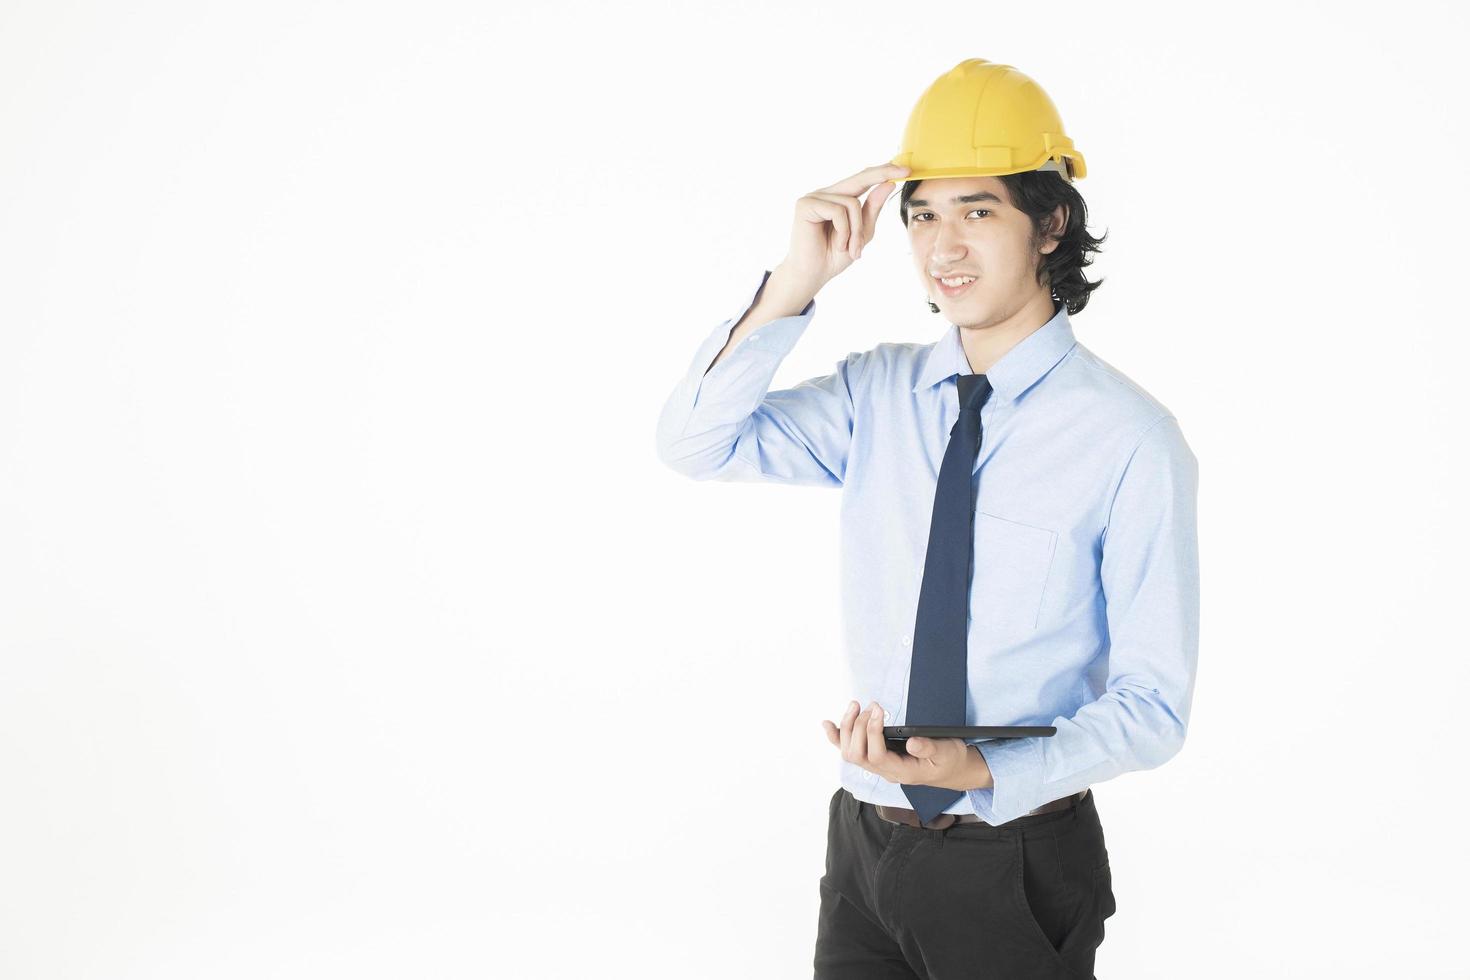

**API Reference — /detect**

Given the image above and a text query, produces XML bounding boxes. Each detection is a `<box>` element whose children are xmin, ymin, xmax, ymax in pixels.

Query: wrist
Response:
<box><xmin>768</xmin><ymin>262</ymin><xmax>821</xmax><ymax>309</ymax></box>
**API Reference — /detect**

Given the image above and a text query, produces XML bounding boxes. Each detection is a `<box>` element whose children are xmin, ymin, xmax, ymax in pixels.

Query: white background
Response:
<box><xmin>2</xmin><ymin>1</ymin><xmax>1467</xmax><ymax>977</ymax></box>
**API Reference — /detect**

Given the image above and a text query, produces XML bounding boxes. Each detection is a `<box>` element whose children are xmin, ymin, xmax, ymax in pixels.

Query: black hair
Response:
<box><xmin>898</xmin><ymin>169</ymin><xmax>1107</xmax><ymax>315</ymax></box>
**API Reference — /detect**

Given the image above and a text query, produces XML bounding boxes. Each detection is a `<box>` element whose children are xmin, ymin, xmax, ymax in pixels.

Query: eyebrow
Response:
<box><xmin>905</xmin><ymin>190</ymin><xmax>1004</xmax><ymax>210</ymax></box>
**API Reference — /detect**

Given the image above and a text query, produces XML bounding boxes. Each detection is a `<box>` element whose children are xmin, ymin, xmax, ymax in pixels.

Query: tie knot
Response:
<box><xmin>957</xmin><ymin>373</ymin><xmax>992</xmax><ymax>413</ymax></box>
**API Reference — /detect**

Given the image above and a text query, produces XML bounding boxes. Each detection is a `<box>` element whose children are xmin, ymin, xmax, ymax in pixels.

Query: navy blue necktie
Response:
<box><xmin>901</xmin><ymin>372</ymin><xmax>993</xmax><ymax>825</ymax></box>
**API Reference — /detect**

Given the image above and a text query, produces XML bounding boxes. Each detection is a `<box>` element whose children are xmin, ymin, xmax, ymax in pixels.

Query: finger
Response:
<box><xmin>846</xmin><ymin>705</ymin><xmax>864</xmax><ymax>764</ymax></box>
<box><xmin>798</xmin><ymin>197</ymin><xmax>852</xmax><ymax>260</ymax></box>
<box><xmin>837</xmin><ymin>700</ymin><xmax>859</xmax><ymax>756</ymax></box>
<box><xmin>864</xmin><ymin>701</ymin><xmax>890</xmax><ymax>768</ymax></box>
<box><xmin>854</xmin><ymin>702</ymin><xmax>880</xmax><ymax>768</ymax></box>
<box><xmin>818</xmin><ymin>163</ymin><xmax>912</xmax><ymax>198</ymax></box>
<box><xmin>907</xmin><ymin>737</ymin><xmax>938</xmax><ymax>768</ymax></box>
<box><xmin>847</xmin><ymin>704</ymin><xmax>874</xmax><ymax>766</ymax></box>
<box><xmin>822</xmin><ymin>720</ymin><xmax>839</xmax><ymax>746</ymax></box>
<box><xmin>858</xmin><ymin>181</ymin><xmax>896</xmax><ymax>256</ymax></box>
<box><xmin>827</xmin><ymin>206</ymin><xmax>852</xmax><ymax>261</ymax></box>
<box><xmin>808</xmin><ymin>192</ymin><xmax>863</xmax><ymax>259</ymax></box>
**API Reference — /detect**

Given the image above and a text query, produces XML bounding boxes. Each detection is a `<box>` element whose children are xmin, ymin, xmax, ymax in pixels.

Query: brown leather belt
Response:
<box><xmin>875</xmin><ymin>788</ymin><xmax>1089</xmax><ymax>830</ymax></box>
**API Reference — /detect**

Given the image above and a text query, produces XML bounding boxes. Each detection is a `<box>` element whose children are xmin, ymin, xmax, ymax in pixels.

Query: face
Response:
<box><xmin>904</xmin><ymin>176</ymin><xmax>1063</xmax><ymax>328</ymax></box>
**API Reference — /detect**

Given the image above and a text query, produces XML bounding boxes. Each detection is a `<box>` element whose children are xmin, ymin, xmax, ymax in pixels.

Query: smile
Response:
<box><xmin>934</xmin><ymin>275</ymin><xmax>977</xmax><ymax>297</ymax></box>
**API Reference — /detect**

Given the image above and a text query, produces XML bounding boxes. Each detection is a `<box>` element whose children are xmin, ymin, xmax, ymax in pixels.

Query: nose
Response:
<box><xmin>931</xmin><ymin>224</ymin><xmax>967</xmax><ymax>268</ymax></box>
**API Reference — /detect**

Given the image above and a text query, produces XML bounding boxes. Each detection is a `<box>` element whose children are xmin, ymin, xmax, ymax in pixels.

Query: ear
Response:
<box><xmin>1039</xmin><ymin>204</ymin><xmax>1068</xmax><ymax>255</ymax></box>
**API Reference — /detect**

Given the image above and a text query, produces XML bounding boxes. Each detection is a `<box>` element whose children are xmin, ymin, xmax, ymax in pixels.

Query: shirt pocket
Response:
<box><xmin>971</xmin><ymin>511</ymin><xmax>1058</xmax><ymax>632</ymax></box>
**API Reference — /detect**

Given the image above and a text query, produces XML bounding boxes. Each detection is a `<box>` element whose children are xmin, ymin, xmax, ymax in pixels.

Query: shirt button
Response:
<box><xmin>883</xmin><ymin>711</ymin><xmax>893</xmax><ymax>724</ymax></box>
<box><xmin>749</xmin><ymin>333</ymin><xmax>759</xmax><ymax>341</ymax></box>
<box><xmin>901</xmin><ymin>636</ymin><xmax>910</xmax><ymax>646</ymax></box>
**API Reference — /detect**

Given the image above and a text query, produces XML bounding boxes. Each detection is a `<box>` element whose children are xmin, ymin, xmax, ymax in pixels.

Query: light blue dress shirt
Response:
<box><xmin>655</xmin><ymin>269</ymin><xmax>1200</xmax><ymax>825</ymax></box>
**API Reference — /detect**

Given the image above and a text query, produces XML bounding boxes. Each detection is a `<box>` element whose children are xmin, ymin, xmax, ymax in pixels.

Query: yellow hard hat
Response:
<box><xmin>890</xmin><ymin>58</ymin><xmax>1086</xmax><ymax>184</ymax></box>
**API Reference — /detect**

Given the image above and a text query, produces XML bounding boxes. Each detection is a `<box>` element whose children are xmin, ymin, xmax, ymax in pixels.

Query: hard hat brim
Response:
<box><xmin>888</xmin><ymin>155</ymin><xmax>1084</xmax><ymax>184</ymax></box>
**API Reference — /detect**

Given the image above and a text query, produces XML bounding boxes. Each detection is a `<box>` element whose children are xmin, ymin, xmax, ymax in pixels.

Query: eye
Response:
<box><xmin>910</xmin><ymin>209</ymin><xmax>990</xmax><ymax>223</ymax></box>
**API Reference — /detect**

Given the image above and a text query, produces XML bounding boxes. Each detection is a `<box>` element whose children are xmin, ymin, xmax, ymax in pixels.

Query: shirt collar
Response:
<box><xmin>911</xmin><ymin>301</ymin><xmax>1078</xmax><ymax>404</ymax></box>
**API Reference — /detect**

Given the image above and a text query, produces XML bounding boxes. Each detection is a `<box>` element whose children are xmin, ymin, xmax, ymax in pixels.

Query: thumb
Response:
<box><xmin>906</xmin><ymin>736</ymin><xmax>929</xmax><ymax>755</ymax></box>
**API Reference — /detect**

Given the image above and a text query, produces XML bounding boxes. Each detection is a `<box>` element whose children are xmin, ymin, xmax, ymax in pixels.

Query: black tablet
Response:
<box><xmin>883</xmin><ymin>724</ymin><xmax>1056</xmax><ymax>743</ymax></box>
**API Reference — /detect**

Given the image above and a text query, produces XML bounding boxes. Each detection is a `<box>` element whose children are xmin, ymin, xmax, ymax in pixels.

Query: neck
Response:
<box><xmin>956</xmin><ymin>291</ymin><xmax>1058</xmax><ymax>374</ymax></box>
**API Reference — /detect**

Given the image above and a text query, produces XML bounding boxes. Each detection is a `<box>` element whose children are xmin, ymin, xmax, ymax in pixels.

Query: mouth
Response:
<box><xmin>932</xmin><ymin>273</ymin><xmax>977</xmax><ymax>298</ymax></box>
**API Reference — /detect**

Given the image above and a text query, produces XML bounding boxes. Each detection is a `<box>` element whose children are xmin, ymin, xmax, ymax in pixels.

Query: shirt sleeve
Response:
<box><xmin>654</xmin><ymin>269</ymin><xmax>858</xmax><ymax>488</ymax></box>
<box><xmin>965</xmin><ymin>414</ymin><xmax>1201</xmax><ymax>824</ymax></box>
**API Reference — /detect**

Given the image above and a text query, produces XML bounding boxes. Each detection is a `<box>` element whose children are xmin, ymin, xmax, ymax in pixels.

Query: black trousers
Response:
<box><xmin>814</xmin><ymin>786</ymin><xmax>1116</xmax><ymax>980</ymax></box>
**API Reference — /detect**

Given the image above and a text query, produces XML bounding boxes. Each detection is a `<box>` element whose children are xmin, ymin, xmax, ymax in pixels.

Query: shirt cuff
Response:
<box><xmin>697</xmin><ymin>269</ymin><xmax>816</xmax><ymax>367</ymax></box>
<box><xmin>966</xmin><ymin>737</ymin><xmax>1046</xmax><ymax>825</ymax></box>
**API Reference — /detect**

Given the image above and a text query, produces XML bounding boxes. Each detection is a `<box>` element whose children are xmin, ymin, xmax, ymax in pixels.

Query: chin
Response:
<box><xmin>956</xmin><ymin>308</ymin><xmax>999</xmax><ymax>330</ymax></box>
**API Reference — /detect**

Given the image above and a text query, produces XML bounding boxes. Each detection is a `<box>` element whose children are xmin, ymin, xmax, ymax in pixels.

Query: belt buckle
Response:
<box><xmin>920</xmin><ymin>812</ymin><xmax>958</xmax><ymax>831</ymax></box>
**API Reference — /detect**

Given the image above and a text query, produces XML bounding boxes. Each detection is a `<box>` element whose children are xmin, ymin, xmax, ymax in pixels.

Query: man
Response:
<box><xmin>655</xmin><ymin>59</ymin><xmax>1198</xmax><ymax>980</ymax></box>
